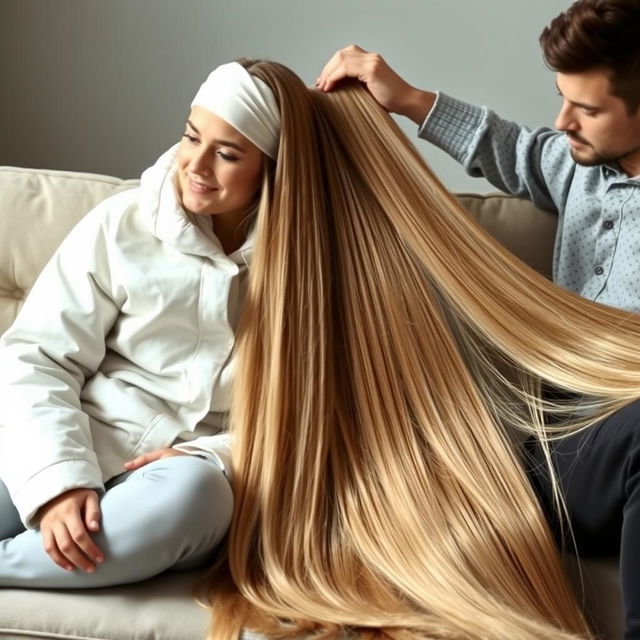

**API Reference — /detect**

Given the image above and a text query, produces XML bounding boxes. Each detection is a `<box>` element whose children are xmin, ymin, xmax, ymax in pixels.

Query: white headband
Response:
<box><xmin>191</xmin><ymin>62</ymin><xmax>280</xmax><ymax>159</ymax></box>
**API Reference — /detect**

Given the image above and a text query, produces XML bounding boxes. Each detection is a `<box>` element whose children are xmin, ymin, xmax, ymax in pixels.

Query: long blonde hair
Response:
<box><xmin>201</xmin><ymin>59</ymin><xmax>640</xmax><ymax>639</ymax></box>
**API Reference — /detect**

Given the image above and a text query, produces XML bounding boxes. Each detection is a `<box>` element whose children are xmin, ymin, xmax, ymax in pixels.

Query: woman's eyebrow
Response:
<box><xmin>186</xmin><ymin>119</ymin><xmax>246</xmax><ymax>152</ymax></box>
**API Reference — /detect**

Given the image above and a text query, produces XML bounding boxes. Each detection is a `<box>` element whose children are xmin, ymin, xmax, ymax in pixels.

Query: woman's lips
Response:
<box><xmin>189</xmin><ymin>179</ymin><xmax>217</xmax><ymax>194</ymax></box>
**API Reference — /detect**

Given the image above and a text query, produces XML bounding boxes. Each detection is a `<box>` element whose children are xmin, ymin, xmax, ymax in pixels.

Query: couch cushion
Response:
<box><xmin>0</xmin><ymin>569</ymin><xmax>209</xmax><ymax>640</ymax></box>
<box><xmin>457</xmin><ymin>193</ymin><xmax>557</xmax><ymax>278</ymax></box>
<box><xmin>0</xmin><ymin>167</ymin><xmax>138</xmax><ymax>336</ymax></box>
<box><xmin>0</xmin><ymin>562</ymin><xmax>621</xmax><ymax>640</ymax></box>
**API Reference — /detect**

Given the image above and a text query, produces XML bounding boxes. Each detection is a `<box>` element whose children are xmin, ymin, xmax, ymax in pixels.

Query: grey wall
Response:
<box><xmin>0</xmin><ymin>0</ymin><xmax>573</xmax><ymax>191</ymax></box>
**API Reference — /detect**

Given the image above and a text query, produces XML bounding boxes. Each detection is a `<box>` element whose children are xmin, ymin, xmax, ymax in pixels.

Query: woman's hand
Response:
<box><xmin>316</xmin><ymin>44</ymin><xmax>436</xmax><ymax>124</ymax></box>
<box><xmin>37</xmin><ymin>488</ymin><xmax>103</xmax><ymax>573</ymax></box>
<box><xmin>123</xmin><ymin>447</ymin><xmax>187</xmax><ymax>471</ymax></box>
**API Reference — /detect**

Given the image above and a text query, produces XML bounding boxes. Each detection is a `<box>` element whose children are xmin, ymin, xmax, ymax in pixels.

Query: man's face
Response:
<box><xmin>555</xmin><ymin>69</ymin><xmax>640</xmax><ymax>176</ymax></box>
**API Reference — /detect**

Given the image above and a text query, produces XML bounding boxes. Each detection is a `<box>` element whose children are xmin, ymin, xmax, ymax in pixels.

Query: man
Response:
<box><xmin>317</xmin><ymin>0</ymin><xmax>640</xmax><ymax>312</ymax></box>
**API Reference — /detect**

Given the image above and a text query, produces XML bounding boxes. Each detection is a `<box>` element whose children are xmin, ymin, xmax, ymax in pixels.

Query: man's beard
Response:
<box><xmin>569</xmin><ymin>148</ymin><xmax>607</xmax><ymax>166</ymax></box>
<box><xmin>566</xmin><ymin>133</ymin><xmax>608</xmax><ymax>167</ymax></box>
<box><xmin>566</xmin><ymin>132</ymin><xmax>637</xmax><ymax>168</ymax></box>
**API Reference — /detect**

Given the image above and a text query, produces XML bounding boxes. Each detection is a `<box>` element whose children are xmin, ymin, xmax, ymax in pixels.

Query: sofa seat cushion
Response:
<box><xmin>0</xmin><ymin>569</ymin><xmax>209</xmax><ymax>640</ymax></box>
<box><xmin>0</xmin><ymin>560</ymin><xmax>622</xmax><ymax>640</ymax></box>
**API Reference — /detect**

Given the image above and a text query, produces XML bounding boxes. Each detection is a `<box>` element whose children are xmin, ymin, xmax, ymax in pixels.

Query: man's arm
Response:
<box><xmin>420</xmin><ymin>92</ymin><xmax>574</xmax><ymax>211</ymax></box>
<box><xmin>318</xmin><ymin>45</ymin><xmax>575</xmax><ymax>213</ymax></box>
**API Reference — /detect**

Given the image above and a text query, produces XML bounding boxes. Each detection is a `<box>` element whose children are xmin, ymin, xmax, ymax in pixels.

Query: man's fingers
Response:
<box><xmin>317</xmin><ymin>47</ymin><xmax>403</xmax><ymax>111</ymax></box>
<box><xmin>318</xmin><ymin>45</ymin><xmax>370</xmax><ymax>90</ymax></box>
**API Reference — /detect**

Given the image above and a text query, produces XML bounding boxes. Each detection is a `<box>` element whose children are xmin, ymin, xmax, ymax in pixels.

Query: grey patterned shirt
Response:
<box><xmin>418</xmin><ymin>92</ymin><xmax>640</xmax><ymax>312</ymax></box>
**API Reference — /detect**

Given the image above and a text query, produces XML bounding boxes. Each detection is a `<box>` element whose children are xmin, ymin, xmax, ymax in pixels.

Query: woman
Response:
<box><xmin>0</xmin><ymin>59</ymin><xmax>285</xmax><ymax>586</ymax></box>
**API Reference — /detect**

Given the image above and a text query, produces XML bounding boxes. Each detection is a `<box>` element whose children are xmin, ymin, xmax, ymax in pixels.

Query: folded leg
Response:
<box><xmin>0</xmin><ymin>455</ymin><xmax>232</xmax><ymax>588</ymax></box>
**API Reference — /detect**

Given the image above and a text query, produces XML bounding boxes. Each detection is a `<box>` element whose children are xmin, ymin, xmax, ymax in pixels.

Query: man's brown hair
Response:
<box><xmin>540</xmin><ymin>0</ymin><xmax>640</xmax><ymax>114</ymax></box>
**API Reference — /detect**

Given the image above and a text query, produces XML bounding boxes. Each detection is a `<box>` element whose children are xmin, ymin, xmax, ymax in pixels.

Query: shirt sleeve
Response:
<box><xmin>0</xmin><ymin>203</ymin><xmax>124</xmax><ymax>527</ymax></box>
<box><xmin>418</xmin><ymin>92</ymin><xmax>576</xmax><ymax>213</ymax></box>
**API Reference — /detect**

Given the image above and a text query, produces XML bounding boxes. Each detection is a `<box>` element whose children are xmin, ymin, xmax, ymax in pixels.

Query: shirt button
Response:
<box><xmin>594</xmin><ymin>266</ymin><xmax>604</xmax><ymax>276</ymax></box>
<box><xmin>603</xmin><ymin>220</ymin><xmax>614</xmax><ymax>230</ymax></box>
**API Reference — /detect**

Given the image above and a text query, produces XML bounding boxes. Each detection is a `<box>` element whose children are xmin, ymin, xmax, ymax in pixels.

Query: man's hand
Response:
<box><xmin>123</xmin><ymin>447</ymin><xmax>187</xmax><ymax>471</ymax></box>
<box><xmin>316</xmin><ymin>44</ymin><xmax>436</xmax><ymax>124</ymax></box>
<box><xmin>38</xmin><ymin>488</ymin><xmax>103</xmax><ymax>573</ymax></box>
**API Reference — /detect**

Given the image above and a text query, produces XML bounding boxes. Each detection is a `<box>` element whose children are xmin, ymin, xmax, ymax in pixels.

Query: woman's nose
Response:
<box><xmin>189</xmin><ymin>150</ymin><xmax>211</xmax><ymax>175</ymax></box>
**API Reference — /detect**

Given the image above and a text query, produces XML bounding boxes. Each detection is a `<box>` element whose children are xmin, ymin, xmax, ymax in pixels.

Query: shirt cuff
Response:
<box><xmin>418</xmin><ymin>92</ymin><xmax>487</xmax><ymax>164</ymax></box>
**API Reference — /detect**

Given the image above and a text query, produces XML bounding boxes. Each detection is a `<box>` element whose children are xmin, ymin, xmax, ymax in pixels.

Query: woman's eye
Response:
<box><xmin>182</xmin><ymin>133</ymin><xmax>198</xmax><ymax>143</ymax></box>
<box><xmin>217</xmin><ymin>151</ymin><xmax>238</xmax><ymax>162</ymax></box>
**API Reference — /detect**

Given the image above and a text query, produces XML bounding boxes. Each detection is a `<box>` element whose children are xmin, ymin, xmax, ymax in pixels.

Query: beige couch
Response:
<box><xmin>0</xmin><ymin>166</ymin><xmax>623</xmax><ymax>639</ymax></box>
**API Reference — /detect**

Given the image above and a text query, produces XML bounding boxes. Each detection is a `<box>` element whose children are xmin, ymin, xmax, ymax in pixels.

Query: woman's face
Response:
<box><xmin>176</xmin><ymin>106</ymin><xmax>264</xmax><ymax>217</ymax></box>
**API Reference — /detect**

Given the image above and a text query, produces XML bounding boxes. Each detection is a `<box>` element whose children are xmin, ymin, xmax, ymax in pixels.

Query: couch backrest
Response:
<box><xmin>457</xmin><ymin>193</ymin><xmax>557</xmax><ymax>277</ymax></box>
<box><xmin>0</xmin><ymin>167</ymin><xmax>558</xmax><ymax>337</ymax></box>
<box><xmin>0</xmin><ymin>167</ymin><xmax>139</xmax><ymax>335</ymax></box>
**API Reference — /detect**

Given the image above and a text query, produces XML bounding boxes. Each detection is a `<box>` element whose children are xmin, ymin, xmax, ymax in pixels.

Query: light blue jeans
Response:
<box><xmin>0</xmin><ymin>455</ymin><xmax>233</xmax><ymax>588</ymax></box>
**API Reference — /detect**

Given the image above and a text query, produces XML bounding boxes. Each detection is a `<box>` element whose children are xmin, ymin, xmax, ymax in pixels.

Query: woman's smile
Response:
<box><xmin>188</xmin><ymin>178</ymin><xmax>218</xmax><ymax>194</ymax></box>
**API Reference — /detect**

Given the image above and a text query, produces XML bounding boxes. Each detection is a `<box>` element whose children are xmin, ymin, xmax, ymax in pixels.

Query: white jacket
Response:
<box><xmin>0</xmin><ymin>146</ymin><xmax>250</xmax><ymax>526</ymax></box>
